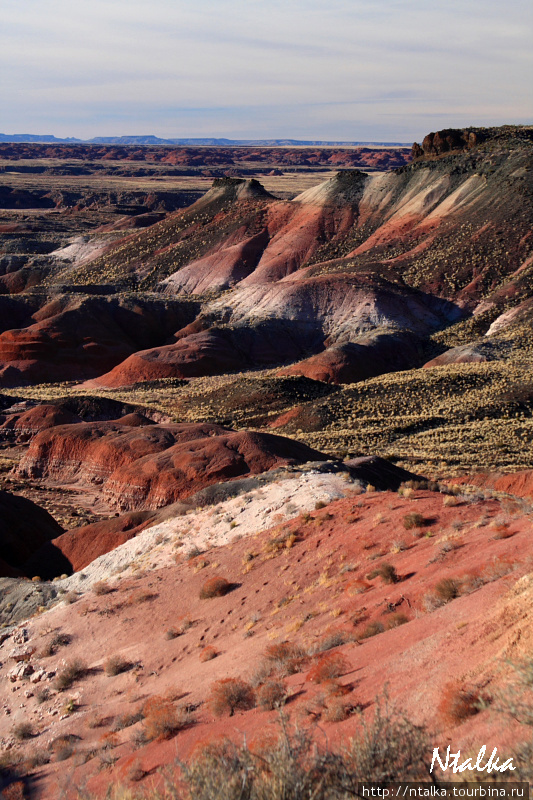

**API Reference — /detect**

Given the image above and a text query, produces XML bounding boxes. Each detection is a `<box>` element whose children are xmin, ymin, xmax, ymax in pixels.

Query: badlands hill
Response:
<box><xmin>0</xmin><ymin>127</ymin><xmax>532</xmax><ymax>797</ymax></box>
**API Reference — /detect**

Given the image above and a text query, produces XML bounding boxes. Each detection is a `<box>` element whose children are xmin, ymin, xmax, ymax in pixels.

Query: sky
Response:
<box><xmin>1</xmin><ymin>0</ymin><xmax>532</xmax><ymax>142</ymax></box>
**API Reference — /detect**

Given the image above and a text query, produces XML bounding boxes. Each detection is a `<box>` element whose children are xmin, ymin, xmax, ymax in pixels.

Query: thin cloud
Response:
<box><xmin>1</xmin><ymin>0</ymin><xmax>531</xmax><ymax>139</ymax></box>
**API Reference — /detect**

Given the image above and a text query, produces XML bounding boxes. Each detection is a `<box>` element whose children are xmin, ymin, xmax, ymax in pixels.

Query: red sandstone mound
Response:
<box><xmin>23</xmin><ymin>510</ymin><xmax>158</xmax><ymax>578</ymax></box>
<box><xmin>0</xmin><ymin>489</ymin><xmax>64</xmax><ymax>576</ymax></box>
<box><xmin>279</xmin><ymin>332</ymin><xmax>423</xmax><ymax>384</ymax></box>
<box><xmin>0</xmin><ymin>294</ymin><xmax>197</xmax><ymax>387</ymax></box>
<box><xmin>16</xmin><ymin>420</ymin><xmax>327</xmax><ymax>511</ymax></box>
<box><xmin>1</xmin><ymin>403</ymin><xmax>81</xmax><ymax>441</ymax></box>
<box><xmin>90</xmin><ymin>329</ymin><xmax>245</xmax><ymax>387</ymax></box>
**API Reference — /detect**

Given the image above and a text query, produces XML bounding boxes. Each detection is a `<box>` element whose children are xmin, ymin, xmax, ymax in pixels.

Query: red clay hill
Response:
<box><xmin>16</xmin><ymin>418</ymin><xmax>328</xmax><ymax>511</ymax></box>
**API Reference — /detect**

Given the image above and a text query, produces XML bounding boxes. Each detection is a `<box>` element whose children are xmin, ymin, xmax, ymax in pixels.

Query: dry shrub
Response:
<box><xmin>143</xmin><ymin>696</ymin><xmax>183</xmax><ymax>741</ymax></box>
<box><xmin>49</xmin><ymin>733</ymin><xmax>79</xmax><ymax>763</ymax></box>
<box><xmin>113</xmin><ymin>710</ymin><xmax>144</xmax><ymax>731</ymax></box>
<box><xmin>483</xmin><ymin>557</ymin><xmax>515</xmax><ymax>582</ymax></box>
<box><xmin>166</xmin><ymin>617</ymin><xmax>193</xmax><ymax>639</ymax></box>
<box><xmin>125</xmin><ymin>757</ymin><xmax>146</xmax><ymax>782</ymax></box>
<box><xmin>199</xmin><ymin>646</ymin><xmax>218</xmax><ymax>663</ymax></box>
<box><xmin>25</xmin><ymin>749</ymin><xmax>50</xmax><ymax>769</ymax></box>
<box><xmin>307</xmin><ymin>652</ymin><xmax>349</xmax><ymax>684</ymax></box>
<box><xmin>358</xmin><ymin>621</ymin><xmax>385</xmax><ymax>640</ymax></box>
<box><xmin>55</xmin><ymin>743</ymin><xmax>75</xmax><ymax>762</ymax></box>
<box><xmin>403</xmin><ymin>512</ymin><xmax>427</xmax><ymax>530</ymax></box>
<box><xmin>367</xmin><ymin>562</ymin><xmax>399</xmax><ymax>584</ymax></box>
<box><xmin>492</xmin><ymin>522</ymin><xmax>514</xmax><ymax>540</ymax></box>
<box><xmin>126</xmin><ymin>589</ymin><xmax>158</xmax><ymax>604</ymax></box>
<box><xmin>41</xmin><ymin>631</ymin><xmax>72</xmax><ymax>658</ymax></box>
<box><xmin>104</xmin><ymin>655</ymin><xmax>131</xmax><ymax>676</ymax></box>
<box><xmin>209</xmin><ymin>678</ymin><xmax>255</xmax><ymax>717</ymax></box>
<box><xmin>12</xmin><ymin>722</ymin><xmax>33</xmax><ymax>741</ymax></box>
<box><xmin>315</xmin><ymin>630</ymin><xmax>348</xmax><ymax>653</ymax></box>
<box><xmin>443</xmin><ymin>495</ymin><xmax>459</xmax><ymax>507</ymax></box>
<box><xmin>256</xmin><ymin>680</ymin><xmax>287</xmax><ymax>710</ymax></box>
<box><xmin>263</xmin><ymin>641</ymin><xmax>308</xmax><ymax>676</ymax></box>
<box><xmin>438</xmin><ymin>682</ymin><xmax>480</xmax><ymax>724</ymax></box>
<box><xmin>100</xmin><ymin>731</ymin><xmax>119</xmax><ymax>750</ymax></box>
<box><xmin>200</xmin><ymin>576</ymin><xmax>231</xmax><ymax>599</ymax></box>
<box><xmin>265</xmin><ymin>530</ymin><xmax>297</xmax><ymax>554</ymax></box>
<box><xmin>386</xmin><ymin>612</ymin><xmax>408</xmax><ymax>630</ymax></box>
<box><xmin>435</xmin><ymin>577</ymin><xmax>461</xmax><ymax>602</ymax></box>
<box><xmin>347</xmin><ymin>697</ymin><xmax>432</xmax><ymax>781</ymax></box>
<box><xmin>323</xmin><ymin>697</ymin><xmax>350</xmax><ymax>722</ymax></box>
<box><xmin>55</xmin><ymin>658</ymin><xmax>87</xmax><ymax>691</ymax></box>
<box><xmin>423</xmin><ymin>577</ymin><xmax>462</xmax><ymax>612</ymax></box>
<box><xmin>92</xmin><ymin>580</ymin><xmax>112</xmax><ymax>596</ymax></box>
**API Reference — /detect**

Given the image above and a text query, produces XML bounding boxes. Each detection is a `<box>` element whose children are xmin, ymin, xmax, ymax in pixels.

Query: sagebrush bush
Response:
<box><xmin>367</xmin><ymin>562</ymin><xmax>399</xmax><ymax>584</ymax></box>
<box><xmin>12</xmin><ymin>721</ymin><xmax>33</xmax><ymax>741</ymax></box>
<box><xmin>386</xmin><ymin>612</ymin><xmax>408</xmax><ymax>629</ymax></box>
<box><xmin>403</xmin><ymin>512</ymin><xmax>427</xmax><ymax>530</ymax></box>
<box><xmin>256</xmin><ymin>680</ymin><xmax>287</xmax><ymax>711</ymax></box>
<box><xmin>92</xmin><ymin>580</ymin><xmax>112</xmax><ymax>596</ymax></box>
<box><xmin>358</xmin><ymin>621</ymin><xmax>385</xmax><ymax>640</ymax></box>
<box><xmin>438</xmin><ymin>682</ymin><xmax>480</xmax><ymax>724</ymax></box>
<box><xmin>104</xmin><ymin>655</ymin><xmax>131</xmax><ymax>676</ymax></box>
<box><xmin>41</xmin><ymin>631</ymin><xmax>72</xmax><ymax>658</ymax></box>
<box><xmin>307</xmin><ymin>652</ymin><xmax>348</xmax><ymax>684</ymax></box>
<box><xmin>200</xmin><ymin>576</ymin><xmax>231</xmax><ymax>599</ymax></box>
<box><xmin>199</xmin><ymin>646</ymin><xmax>218</xmax><ymax>663</ymax></box>
<box><xmin>143</xmin><ymin>696</ymin><xmax>183</xmax><ymax>741</ymax></box>
<box><xmin>55</xmin><ymin>659</ymin><xmax>87</xmax><ymax>691</ymax></box>
<box><xmin>434</xmin><ymin>577</ymin><xmax>461</xmax><ymax>602</ymax></box>
<box><xmin>315</xmin><ymin>631</ymin><xmax>348</xmax><ymax>653</ymax></box>
<box><xmin>209</xmin><ymin>678</ymin><xmax>255</xmax><ymax>717</ymax></box>
<box><xmin>263</xmin><ymin>641</ymin><xmax>308</xmax><ymax>676</ymax></box>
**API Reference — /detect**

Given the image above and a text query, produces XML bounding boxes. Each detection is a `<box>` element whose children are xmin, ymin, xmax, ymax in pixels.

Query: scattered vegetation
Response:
<box><xmin>12</xmin><ymin>722</ymin><xmax>33</xmax><ymax>741</ymax></box>
<box><xmin>199</xmin><ymin>646</ymin><xmax>218</xmax><ymax>663</ymax></box>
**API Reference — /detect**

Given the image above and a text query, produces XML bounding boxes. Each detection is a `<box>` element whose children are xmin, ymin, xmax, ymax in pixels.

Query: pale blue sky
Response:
<box><xmin>1</xmin><ymin>0</ymin><xmax>531</xmax><ymax>140</ymax></box>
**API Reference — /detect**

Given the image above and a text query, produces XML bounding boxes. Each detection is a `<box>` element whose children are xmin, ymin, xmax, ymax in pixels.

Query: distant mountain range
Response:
<box><xmin>0</xmin><ymin>133</ymin><xmax>411</xmax><ymax>147</ymax></box>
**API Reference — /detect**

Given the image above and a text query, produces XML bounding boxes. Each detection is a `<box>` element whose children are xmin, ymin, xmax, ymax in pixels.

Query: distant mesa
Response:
<box><xmin>0</xmin><ymin>132</ymin><xmax>411</xmax><ymax>146</ymax></box>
